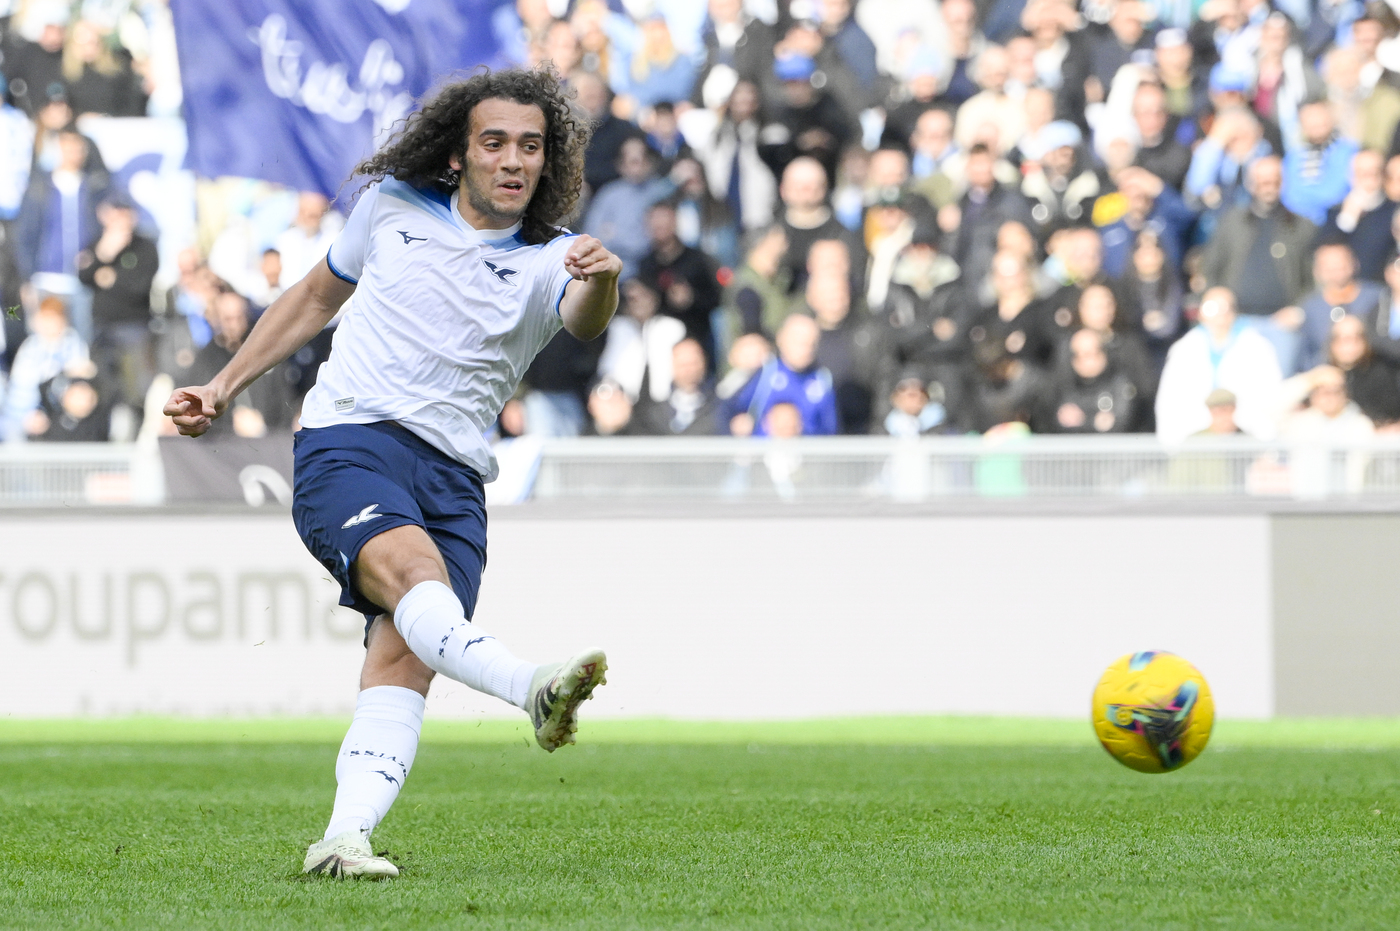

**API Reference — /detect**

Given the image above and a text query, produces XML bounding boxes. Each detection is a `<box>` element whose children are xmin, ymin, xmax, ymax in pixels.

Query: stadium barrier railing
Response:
<box><xmin>7</xmin><ymin>435</ymin><xmax>1400</xmax><ymax>506</ymax></box>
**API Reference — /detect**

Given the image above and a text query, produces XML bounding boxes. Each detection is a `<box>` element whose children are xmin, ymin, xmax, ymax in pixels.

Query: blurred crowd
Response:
<box><xmin>5</xmin><ymin>0</ymin><xmax>1400</xmax><ymax>449</ymax></box>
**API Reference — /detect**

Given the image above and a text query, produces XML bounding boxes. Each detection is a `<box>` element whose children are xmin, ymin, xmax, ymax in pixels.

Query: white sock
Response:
<box><xmin>324</xmin><ymin>685</ymin><xmax>425</xmax><ymax>841</ymax></box>
<box><xmin>393</xmin><ymin>580</ymin><xmax>538</xmax><ymax>709</ymax></box>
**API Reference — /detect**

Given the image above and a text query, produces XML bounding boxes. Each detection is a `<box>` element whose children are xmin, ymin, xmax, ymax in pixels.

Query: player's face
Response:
<box><xmin>452</xmin><ymin>98</ymin><xmax>548</xmax><ymax>228</ymax></box>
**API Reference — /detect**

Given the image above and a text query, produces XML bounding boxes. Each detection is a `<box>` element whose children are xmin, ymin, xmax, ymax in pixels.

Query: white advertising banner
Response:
<box><xmin>0</xmin><ymin>511</ymin><xmax>1275</xmax><ymax>720</ymax></box>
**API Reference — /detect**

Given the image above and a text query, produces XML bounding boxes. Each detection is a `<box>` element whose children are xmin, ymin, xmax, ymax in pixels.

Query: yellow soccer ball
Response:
<box><xmin>1091</xmin><ymin>651</ymin><xmax>1214</xmax><ymax>773</ymax></box>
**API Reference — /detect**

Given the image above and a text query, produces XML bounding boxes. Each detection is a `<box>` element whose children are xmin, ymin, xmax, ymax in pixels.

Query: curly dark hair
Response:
<box><xmin>353</xmin><ymin>66</ymin><xmax>590</xmax><ymax>245</ymax></box>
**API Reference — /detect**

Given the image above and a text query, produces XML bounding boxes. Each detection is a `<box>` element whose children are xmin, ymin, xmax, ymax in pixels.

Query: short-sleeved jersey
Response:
<box><xmin>299</xmin><ymin>177</ymin><xmax>576</xmax><ymax>482</ymax></box>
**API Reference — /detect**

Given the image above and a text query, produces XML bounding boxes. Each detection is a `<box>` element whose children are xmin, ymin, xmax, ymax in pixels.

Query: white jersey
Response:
<box><xmin>300</xmin><ymin>177</ymin><xmax>576</xmax><ymax>481</ymax></box>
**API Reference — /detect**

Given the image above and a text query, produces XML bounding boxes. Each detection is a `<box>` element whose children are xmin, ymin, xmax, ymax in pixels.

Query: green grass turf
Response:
<box><xmin>2</xmin><ymin>720</ymin><xmax>1400</xmax><ymax>930</ymax></box>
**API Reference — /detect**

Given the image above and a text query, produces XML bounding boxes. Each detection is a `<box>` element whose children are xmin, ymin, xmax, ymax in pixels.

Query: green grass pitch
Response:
<box><xmin>2</xmin><ymin>717</ymin><xmax>1400</xmax><ymax>930</ymax></box>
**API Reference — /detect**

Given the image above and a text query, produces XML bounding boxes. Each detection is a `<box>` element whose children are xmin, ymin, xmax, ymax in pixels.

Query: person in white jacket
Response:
<box><xmin>1155</xmin><ymin>287</ymin><xmax>1283</xmax><ymax>443</ymax></box>
<box><xmin>597</xmin><ymin>276</ymin><xmax>687</xmax><ymax>405</ymax></box>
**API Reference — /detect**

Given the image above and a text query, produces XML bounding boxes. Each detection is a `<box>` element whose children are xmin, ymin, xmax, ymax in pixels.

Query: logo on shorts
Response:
<box><xmin>484</xmin><ymin>260</ymin><xmax>519</xmax><ymax>285</ymax></box>
<box><xmin>342</xmin><ymin>504</ymin><xmax>383</xmax><ymax>529</ymax></box>
<box><xmin>334</xmin><ymin>397</ymin><xmax>355</xmax><ymax>412</ymax></box>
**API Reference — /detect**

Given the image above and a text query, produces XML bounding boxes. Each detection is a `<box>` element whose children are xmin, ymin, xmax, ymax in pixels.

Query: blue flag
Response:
<box><xmin>172</xmin><ymin>0</ymin><xmax>519</xmax><ymax>196</ymax></box>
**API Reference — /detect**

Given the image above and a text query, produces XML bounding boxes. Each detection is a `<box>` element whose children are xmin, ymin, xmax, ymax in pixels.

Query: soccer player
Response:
<box><xmin>163</xmin><ymin>68</ymin><xmax>620</xmax><ymax>879</ymax></box>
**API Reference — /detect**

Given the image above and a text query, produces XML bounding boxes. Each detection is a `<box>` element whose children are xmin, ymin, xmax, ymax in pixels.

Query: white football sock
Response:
<box><xmin>324</xmin><ymin>685</ymin><xmax>424</xmax><ymax>841</ymax></box>
<box><xmin>393</xmin><ymin>580</ymin><xmax>538</xmax><ymax>708</ymax></box>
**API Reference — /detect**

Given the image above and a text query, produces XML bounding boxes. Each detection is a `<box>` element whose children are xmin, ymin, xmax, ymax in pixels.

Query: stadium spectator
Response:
<box><xmin>1295</xmin><ymin>242</ymin><xmax>1385</xmax><ymax>373</ymax></box>
<box><xmin>1074</xmin><ymin>282</ymin><xmax>1157</xmax><ymax>417</ymax></box>
<box><xmin>669</xmin><ymin>156</ymin><xmax>738</xmax><ymax>269</ymax></box>
<box><xmin>691</xmin><ymin>0</ymin><xmax>777</xmax><ymax>108</ymax></box>
<box><xmin>722</xmin><ymin>224</ymin><xmax>791</xmax><ymax>345</ymax></box>
<box><xmin>586</xmin><ymin>377</ymin><xmax>641</xmax><ymax>436</ymax></box>
<box><xmin>865</xmin><ymin>187</ymin><xmax>923</xmax><ymax>311</ymax></box>
<box><xmin>583</xmin><ymin>137</ymin><xmax>672</xmax><ymax>282</ymax></box>
<box><xmin>632</xmin><ymin>337</ymin><xmax>722</xmax><ymax>435</ymax></box>
<box><xmin>535</xmin><ymin>19</ymin><xmax>582</xmax><ymax>75</ymax></box>
<box><xmin>29</xmin><ymin>368</ymin><xmax>109</xmax><ymax>442</ymax></box>
<box><xmin>1280</xmin><ymin>99</ymin><xmax>1358</xmax><ymax>225</ymax></box>
<box><xmin>613</xmin><ymin>15</ymin><xmax>695</xmax><ymax>114</ymax></box>
<box><xmin>775</xmin><ymin>156</ymin><xmax>864</xmax><ymax>296</ymax></box>
<box><xmin>521</xmin><ymin>326</ymin><xmax>606</xmax><ymax>437</ymax></box>
<box><xmin>949</xmin><ymin>144</ymin><xmax>1033</xmax><ymax>291</ymax></box>
<box><xmin>1201</xmin><ymin>155</ymin><xmax>1315</xmax><ymax>370</ymax></box>
<box><xmin>954</xmin><ymin>46</ymin><xmax>1025</xmax><ymax>156</ymax></box>
<box><xmin>880</xmin><ymin>48</ymin><xmax>943</xmax><ymax>152</ymax></box>
<box><xmin>759</xmin><ymin>52</ymin><xmax>857</xmax><ymax>182</ymax></box>
<box><xmin>876</xmin><ymin>224</ymin><xmax>971</xmax><ymax>428</ymax></box>
<box><xmin>878</xmin><ymin>373</ymin><xmax>948</xmax><ymax>436</ymax></box>
<box><xmin>253</xmin><ymin>249</ymin><xmax>285</xmax><ymax>308</ymax></box>
<box><xmin>573</xmin><ymin>70</ymin><xmax>644</xmax><ymax>194</ymax></box>
<box><xmin>908</xmin><ymin>108</ymin><xmax>965</xmax><ymax>209</ymax></box>
<box><xmin>3</xmin><ymin>295</ymin><xmax>88</xmax><ymax>441</ymax></box>
<box><xmin>15</xmin><ymin>126</ymin><xmax>106</xmax><ymax>342</ymax></box>
<box><xmin>1250</xmin><ymin>12</ymin><xmax>1319</xmax><ymax>151</ymax></box>
<box><xmin>75</xmin><ymin>191</ymin><xmax>158</xmax><ymax>414</ymax></box>
<box><xmin>1184</xmin><ymin>106</ymin><xmax>1270</xmax><ymax>225</ymax></box>
<box><xmin>4</xmin><ymin>10</ymin><xmax>66</xmax><ymax>116</ymax></box>
<box><xmin>726</xmin><ymin>313</ymin><xmax>838</xmax><ymax>436</ymax></box>
<box><xmin>637</xmin><ymin>200</ymin><xmax>722</xmax><ymax>361</ymax></box>
<box><xmin>970</xmin><ymin>250</ymin><xmax>1055</xmax><ymax>371</ymax></box>
<box><xmin>1044</xmin><ymin>226</ymin><xmax>1138</xmax><ymax>342</ymax></box>
<box><xmin>1097</xmin><ymin>167</ymin><xmax>1193</xmax><ymax>280</ymax></box>
<box><xmin>1154</xmin><ymin>28</ymin><xmax>1208</xmax><ymax>132</ymax></box>
<box><xmin>276</xmin><ymin>192</ymin><xmax>342</xmax><ymax>289</ymax></box>
<box><xmin>597</xmin><ymin>276</ymin><xmax>686</xmax><ymax>407</ymax></box>
<box><xmin>1086</xmin><ymin>0</ymin><xmax>1154</xmax><ymax>93</ymax></box>
<box><xmin>64</xmin><ymin>19</ymin><xmax>147</xmax><ymax>117</ymax></box>
<box><xmin>1320</xmin><ymin>148</ymin><xmax>1396</xmax><ymax>282</ymax></box>
<box><xmin>29</xmin><ymin>88</ymin><xmax>106</xmax><ymax>180</ymax></box>
<box><xmin>1198</xmin><ymin>387</ymin><xmax>1242</xmax><ymax>435</ymax></box>
<box><xmin>1019</xmin><ymin>121</ymin><xmax>1099</xmax><ymax>238</ymax></box>
<box><xmin>807</xmin><ymin>271</ymin><xmax>881</xmax><ymax>434</ymax></box>
<box><xmin>1155</xmin><ymin>287</ymin><xmax>1283</xmax><ymax>443</ymax></box>
<box><xmin>1279</xmin><ymin>364</ymin><xmax>1375</xmax><ymax>495</ymax></box>
<box><xmin>1328</xmin><ymin>313</ymin><xmax>1400</xmax><ymax>429</ymax></box>
<box><xmin>814</xmin><ymin>0</ymin><xmax>881</xmax><ymax>112</ymax></box>
<box><xmin>1035</xmin><ymin>328</ymin><xmax>1142</xmax><ymax>434</ymax></box>
<box><xmin>1132</xmin><ymin>83</ymin><xmax>1192</xmax><ymax>190</ymax></box>
<box><xmin>1121</xmin><ymin>229</ymin><xmax>1186</xmax><ymax>366</ymax></box>
<box><xmin>187</xmin><ymin>289</ymin><xmax>293</xmax><ymax>437</ymax></box>
<box><xmin>937</xmin><ymin>0</ymin><xmax>984</xmax><ymax>107</ymax></box>
<box><xmin>692</xmin><ymin>79</ymin><xmax>776</xmax><ymax>233</ymax></box>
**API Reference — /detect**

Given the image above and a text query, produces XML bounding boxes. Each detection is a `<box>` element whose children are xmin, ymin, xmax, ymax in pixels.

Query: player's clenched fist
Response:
<box><xmin>163</xmin><ymin>385</ymin><xmax>225</xmax><ymax>437</ymax></box>
<box><xmin>563</xmin><ymin>235</ymin><xmax>621</xmax><ymax>282</ymax></box>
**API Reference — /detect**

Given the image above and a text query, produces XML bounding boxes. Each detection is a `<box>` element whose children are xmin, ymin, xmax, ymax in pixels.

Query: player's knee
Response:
<box><xmin>395</xmin><ymin>554</ymin><xmax>449</xmax><ymax>594</ymax></box>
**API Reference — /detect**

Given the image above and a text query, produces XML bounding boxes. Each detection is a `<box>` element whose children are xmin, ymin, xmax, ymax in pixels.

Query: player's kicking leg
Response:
<box><xmin>303</xmin><ymin>525</ymin><xmax>605</xmax><ymax>879</ymax></box>
<box><xmin>355</xmin><ymin>525</ymin><xmax>608</xmax><ymax>752</ymax></box>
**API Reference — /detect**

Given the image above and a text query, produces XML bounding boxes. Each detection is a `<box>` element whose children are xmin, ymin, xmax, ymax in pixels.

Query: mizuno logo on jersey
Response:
<box><xmin>342</xmin><ymin>504</ymin><xmax>383</xmax><ymax>528</ymax></box>
<box><xmin>398</xmin><ymin>230</ymin><xmax>427</xmax><ymax>244</ymax></box>
<box><xmin>484</xmin><ymin>260</ymin><xmax>519</xmax><ymax>285</ymax></box>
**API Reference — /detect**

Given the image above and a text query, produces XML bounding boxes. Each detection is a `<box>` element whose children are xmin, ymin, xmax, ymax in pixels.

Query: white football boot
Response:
<box><xmin>528</xmin><ymin>648</ymin><xmax>608</xmax><ymax>752</ymax></box>
<box><xmin>302</xmin><ymin>829</ymin><xmax>400</xmax><ymax>879</ymax></box>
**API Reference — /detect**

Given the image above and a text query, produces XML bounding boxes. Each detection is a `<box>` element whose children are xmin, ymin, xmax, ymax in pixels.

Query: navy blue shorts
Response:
<box><xmin>292</xmin><ymin>422</ymin><xmax>487</xmax><ymax>640</ymax></box>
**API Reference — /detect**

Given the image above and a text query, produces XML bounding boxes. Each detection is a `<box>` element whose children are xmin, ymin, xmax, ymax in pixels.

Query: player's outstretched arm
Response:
<box><xmin>163</xmin><ymin>258</ymin><xmax>356</xmax><ymax>436</ymax></box>
<box><xmin>559</xmin><ymin>235</ymin><xmax>622</xmax><ymax>341</ymax></box>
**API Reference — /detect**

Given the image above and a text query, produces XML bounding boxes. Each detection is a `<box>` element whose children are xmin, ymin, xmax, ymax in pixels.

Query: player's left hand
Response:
<box><xmin>564</xmin><ymin>235</ymin><xmax>622</xmax><ymax>283</ymax></box>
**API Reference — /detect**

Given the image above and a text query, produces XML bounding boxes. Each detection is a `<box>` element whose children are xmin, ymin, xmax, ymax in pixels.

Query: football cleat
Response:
<box><xmin>528</xmin><ymin>648</ymin><xmax>608</xmax><ymax>752</ymax></box>
<box><xmin>302</xmin><ymin>829</ymin><xmax>400</xmax><ymax>879</ymax></box>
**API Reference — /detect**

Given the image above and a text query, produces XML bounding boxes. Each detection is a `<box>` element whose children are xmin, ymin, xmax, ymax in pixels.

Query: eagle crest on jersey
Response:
<box><xmin>351</xmin><ymin>66</ymin><xmax>590</xmax><ymax>246</ymax></box>
<box><xmin>484</xmin><ymin>260</ymin><xmax>519</xmax><ymax>285</ymax></box>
